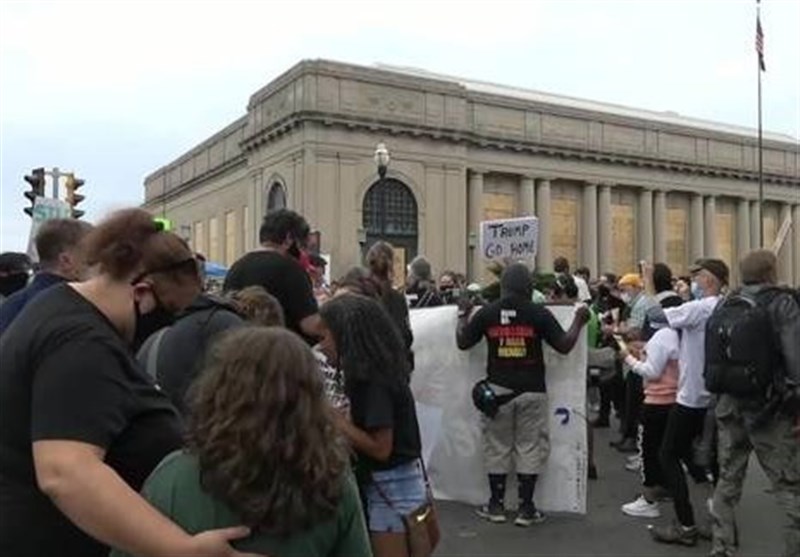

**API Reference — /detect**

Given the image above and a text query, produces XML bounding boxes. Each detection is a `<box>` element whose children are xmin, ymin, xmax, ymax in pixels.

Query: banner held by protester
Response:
<box><xmin>480</xmin><ymin>217</ymin><xmax>539</xmax><ymax>262</ymax></box>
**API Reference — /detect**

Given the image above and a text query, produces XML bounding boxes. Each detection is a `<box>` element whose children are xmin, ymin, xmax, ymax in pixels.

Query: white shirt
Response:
<box><xmin>664</xmin><ymin>295</ymin><xmax>720</xmax><ymax>409</ymax></box>
<box><xmin>624</xmin><ymin>327</ymin><xmax>680</xmax><ymax>380</ymax></box>
<box><xmin>574</xmin><ymin>275</ymin><xmax>592</xmax><ymax>303</ymax></box>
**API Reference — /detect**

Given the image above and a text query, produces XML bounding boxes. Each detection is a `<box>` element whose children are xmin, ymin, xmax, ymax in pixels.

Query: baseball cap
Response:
<box><xmin>618</xmin><ymin>273</ymin><xmax>643</xmax><ymax>289</ymax></box>
<box><xmin>689</xmin><ymin>258</ymin><xmax>729</xmax><ymax>285</ymax></box>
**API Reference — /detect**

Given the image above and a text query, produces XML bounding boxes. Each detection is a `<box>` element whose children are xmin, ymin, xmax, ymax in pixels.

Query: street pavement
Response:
<box><xmin>433</xmin><ymin>417</ymin><xmax>783</xmax><ymax>557</ymax></box>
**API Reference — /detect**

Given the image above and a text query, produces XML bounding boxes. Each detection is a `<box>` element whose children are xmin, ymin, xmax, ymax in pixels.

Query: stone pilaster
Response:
<box><xmin>598</xmin><ymin>184</ymin><xmax>613</xmax><ymax>275</ymax></box>
<box><xmin>653</xmin><ymin>190</ymin><xmax>668</xmax><ymax>263</ymax></box>
<box><xmin>536</xmin><ymin>178</ymin><xmax>553</xmax><ymax>273</ymax></box>
<box><xmin>778</xmin><ymin>203</ymin><xmax>793</xmax><ymax>285</ymax></box>
<box><xmin>750</xmin><ymin>200</ymin><xmax>762</xmax><ymax>249</ymax></box>
<box><xmin>736</xmin><ymin>198</ymin><xmax>751</xmax><ymax>283</ymax></box>
<box><xmin>704</xmin><ymin>196</ymin><xmax>717</xmax><ymax>258</ymax></box>
<box><xmin>638</xmin><ymin>188</ymin><xmax>654</xmax><ymax>262</ymax></box>
<box><xmin>582</xmin><ymin>182</ymin><xmax>598</xmax><ymax>277</ymax></box>
<box><xmin>468</xmin><ymin>170</ymin><xmax>485</xmax><ymax>280</ymax></box>
<box><xmin>690</xmin><ymin>193</ymin><xmax>704</xmax><ymax>261</ymax></box>
<box><xmin>519</xmin><ymin>175</ymin><xmax>536</xmax><ymax>217</ymax></box>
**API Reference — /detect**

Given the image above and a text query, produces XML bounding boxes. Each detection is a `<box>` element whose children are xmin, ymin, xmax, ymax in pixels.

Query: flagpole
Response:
<box><xmin>757</xmin><ymin>0</ymin><xmax>764</xmax><ymax>247</ymax></box>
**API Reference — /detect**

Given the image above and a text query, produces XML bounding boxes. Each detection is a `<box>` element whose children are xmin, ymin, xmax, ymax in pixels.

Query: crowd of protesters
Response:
<box><xmin>0</xmin><ymin>206</ymin><xmax>797</xmax><ymax>557</ymax></box>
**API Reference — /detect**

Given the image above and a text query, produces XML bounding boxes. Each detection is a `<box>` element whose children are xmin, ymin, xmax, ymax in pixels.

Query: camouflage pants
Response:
<box><xmin>711</xmin><ymin>394</ymin><xmax>799</xmax><ymax>557</ymax></box>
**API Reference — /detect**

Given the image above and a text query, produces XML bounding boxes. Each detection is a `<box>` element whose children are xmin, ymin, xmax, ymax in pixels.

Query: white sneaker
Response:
<box><xmin>621</xmin><ymin>495</ymin><xmax>661</xmax><ymax>518</ymax></box>
<box><xmin>625</xmin><ymin>458</ymin><xmax>642</xmax><ymax>472</ymax></box>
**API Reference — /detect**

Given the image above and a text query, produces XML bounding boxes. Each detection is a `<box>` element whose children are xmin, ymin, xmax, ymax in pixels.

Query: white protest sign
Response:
<box><xmin>410</xmin><ymin>305</ymin><xmax>588</xmax><ymax>514</ymax></box>
<box><xmin>480</xmin><ymin>216</ymin><xmax>539</xmax><ymax>261</ymax></box>
<box><xmin>26</xmin><ymin>197</ymin><xmax>73</xmax><ymax>262</ymax></box>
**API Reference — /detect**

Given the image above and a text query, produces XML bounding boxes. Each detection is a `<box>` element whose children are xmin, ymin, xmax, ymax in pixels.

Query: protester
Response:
<box><xmin>0</xmin><ymin>209</ymin><xmax>256</xmax><ymax>557</ymax></box>
<box><xmin>439</xmin><ymin>270</ymin><xmax>460</xmax><ymax>305</ymax></box>
<box><xmin>224</xmin><ymin>209</ymin><xmax>320</xmax><ymax>341</ymax></box>
<box><xmin>456</xmin><ymin>263</ymin><xmax>590</xmax><ymax>527</ymax></box>
<box><xmin>114</xmin><ymin>327</ymin><xmax>371</xmax><ymax>557</ymax></box>
<box><xmin>137</xmin><ymin>285</ymin><xmax>245</xmax><ymax>415</ymax></box>
<box><xmin>366</xmin><ymin>242</ymin><xmax>414</xmax><ymax>370</ymax></box>
<box><xmin>648</xmin><ymin>258</ymin><xmax>728</xmax><ymax>546</ymax></box>
<box><xmin>229</xmin><ymin>285</ymin><xmax>285</xmax><ymax>327</ymax></box>
<box><xmin>553</xmin><ymin>256</ymin><xmax>591</xmax><ymax>303</ymax></box>
<box><xmin>592</xmin><ymin>272</ymin><xmax>626</xmax><ymax>428</ymax></box>
<box><xmin>319</xmin><ymin>295</ymin><xmax>428</xmax><ymax>557</ymax></box>
<box><xmin>405</xmin><ymin>255</ymin><xmax>443</xmax><ymax>308</ymax></box>
<box><xmin>0</xmin><ymin>218</ymin><xmax>92</xmax><ymax>335</ymax></box>
<box><xmin>618</xmin><ymin>323</ymin><xmax>680</xmax><ymax>519</ymax></box>
<box><xmin>309</xmin><ymin>253</ymin><xmax>331</xmax><ymax>303</ymax></box>
<box><xmin>706</xmin><ymin>250</ymin><xmax>799</xmax><ymax>557</ymax></box>
<box><xmin>0</xmin><ymin>251</ymin><xmax>32</xmax><ymax>302</ymax></box>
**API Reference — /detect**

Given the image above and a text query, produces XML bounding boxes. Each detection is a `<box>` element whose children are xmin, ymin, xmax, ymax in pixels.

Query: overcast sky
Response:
<box><xmin>1</xmin><ymin>0</ymin><xmax>798</xmax><ymax>251</ymax></box>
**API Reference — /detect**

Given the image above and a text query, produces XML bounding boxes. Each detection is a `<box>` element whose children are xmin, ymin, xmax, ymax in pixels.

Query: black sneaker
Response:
<box><xmin>475</xmin><ymin>502</ymin><xmax>506</xmax><ymax>523</ymax></box>
<box><xmin>648</xmin><ymin>523</ymin><xmax>698</xmax><ymax>546</ymax></box>
<box><xmin>514</xmin><ymin>506</ymin><xmax>546</xmax><ymax>527</ymax></box>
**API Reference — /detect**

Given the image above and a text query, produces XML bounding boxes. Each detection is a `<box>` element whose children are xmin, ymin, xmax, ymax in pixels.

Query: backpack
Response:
<box><xmin>704</xmin><ymin>288</ymin><xmax>783</xmax><ymax>397</ymax></box>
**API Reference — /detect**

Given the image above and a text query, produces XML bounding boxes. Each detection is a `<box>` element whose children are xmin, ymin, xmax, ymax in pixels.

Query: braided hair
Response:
<box><xmin>319</xmin><ymin>294</ymin><xmax>409</xmax><ymax>390</ymax></box>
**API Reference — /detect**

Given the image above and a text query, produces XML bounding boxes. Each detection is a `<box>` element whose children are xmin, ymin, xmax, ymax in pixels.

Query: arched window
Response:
<box><xmin>266</xmin><ymin>182</ymin><xmax>287</xmax><ymax>213</ymax></box>
<box><xmin>363</xmin><ymin>178</ymin><xmax>418</xmax><ymax>259</ymax></box>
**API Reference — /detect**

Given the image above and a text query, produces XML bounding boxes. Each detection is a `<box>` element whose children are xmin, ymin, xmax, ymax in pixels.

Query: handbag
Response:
<box><xmin>373</xmin><ymin>460</ymin><xmax>440</xmax><ymax>557</ymax></box>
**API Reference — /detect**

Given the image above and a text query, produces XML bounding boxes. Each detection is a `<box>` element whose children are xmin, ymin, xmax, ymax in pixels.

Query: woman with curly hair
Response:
<box><xmin>113</xmin><ymin>327</ymin><xmax>371</xmax><ymax>557</ymax></box>
<box><xmin>318</xmin><ymin>294</ymin><xmax>427</xmax><ymax>557</ymax></box>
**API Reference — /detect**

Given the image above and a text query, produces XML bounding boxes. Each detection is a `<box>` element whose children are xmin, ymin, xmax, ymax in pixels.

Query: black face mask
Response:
<box><xmin>0</xmin><ymin>273</ymin><xmax>29</xmax><ymax>297</ymax></box>
<box><xmin>132</xmin><ymin>296</ymin><xmax>177</xmax><ymax>352</ymax></box>
<box><xmin>288</xmin><ymin>241</ymin><xmax>301</xmax><ymax>259</ymax></box>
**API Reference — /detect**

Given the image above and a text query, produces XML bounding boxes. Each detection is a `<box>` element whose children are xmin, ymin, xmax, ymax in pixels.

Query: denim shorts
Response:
<box><xmin>364</xmin><ymin>460</ymin><xmax>427</xmax><ymax>533</ymax></box>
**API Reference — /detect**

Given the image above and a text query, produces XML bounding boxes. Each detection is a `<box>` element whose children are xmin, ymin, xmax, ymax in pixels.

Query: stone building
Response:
<box><xmin>143</xmin><ymin>60</ymin><xmax>800</xmax><ymax>285</ymax></box>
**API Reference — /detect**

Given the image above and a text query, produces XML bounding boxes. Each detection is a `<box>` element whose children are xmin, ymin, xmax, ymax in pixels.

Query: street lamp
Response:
<box><xmin>374</xmin><ymin>142</ymin><xmax>390</xmax><ymax>179</ymax></box>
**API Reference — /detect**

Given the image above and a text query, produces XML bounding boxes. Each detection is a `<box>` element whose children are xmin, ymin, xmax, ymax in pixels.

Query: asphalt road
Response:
<box><xmin>433</xmin><ymin>417</ymin><xmax>783</xmax><ymax>557</ymax></box>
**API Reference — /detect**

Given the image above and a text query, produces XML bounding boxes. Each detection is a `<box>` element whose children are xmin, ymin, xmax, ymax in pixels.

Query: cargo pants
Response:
<box><xmin>710</xmin><ymin>394</ymin><xmax>799</xmax><ymax>557</ymax></box>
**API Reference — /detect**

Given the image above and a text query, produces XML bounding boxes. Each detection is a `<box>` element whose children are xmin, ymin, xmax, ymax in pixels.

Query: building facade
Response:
<box><xmin>143</xmin><ymin>60</ymin><xmax>800</xmax><ymax>285</ymax></box>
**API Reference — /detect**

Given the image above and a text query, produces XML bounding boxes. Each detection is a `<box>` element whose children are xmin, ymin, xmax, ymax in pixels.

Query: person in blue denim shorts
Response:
<box><xmin>320</xmin><ymin>294</ymin><xmax>426</xmax><ymax>557</ymax></box>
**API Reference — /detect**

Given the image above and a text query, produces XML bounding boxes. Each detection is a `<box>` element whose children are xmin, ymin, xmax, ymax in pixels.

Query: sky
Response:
<box><xmin>1</xmin><ymin>0</ymin><xmax>799</xmax><ymax>251</ymax></box>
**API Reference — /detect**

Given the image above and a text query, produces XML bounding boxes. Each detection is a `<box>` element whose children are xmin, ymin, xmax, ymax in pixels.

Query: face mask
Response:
<box><xmin>620</xmin><ymin>292</ymin><xmax>632</xmax><ymax>304</ymax></box>
<box><xmin>132</xmin><ymin>293</ymin><xmax>176</xmax><ymax>351</ymax></box>
<box><xmin>691</xmin><ymin>281</ymin><xmax>704</xmax><ymax>300</ymax></box>
<box><xmin>0</xmin><ymin>273</ymin><xmax>29</xmax><ymax>297</ymax></box>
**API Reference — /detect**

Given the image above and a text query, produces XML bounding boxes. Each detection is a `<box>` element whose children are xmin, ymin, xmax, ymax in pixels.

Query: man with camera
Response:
<box><xmin>456</xmin><ymin>263</ymin><xmax>589</xmax><ymax>527</ymax></box>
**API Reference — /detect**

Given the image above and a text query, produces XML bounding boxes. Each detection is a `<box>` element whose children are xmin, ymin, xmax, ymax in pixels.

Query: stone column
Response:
<box><xmin>582</xmin><ymin>182</ymin><xmax>598</xmax><ymax>277</ymax></box>
<box><xmin>736</xmin><ymin>198</ymin><xmax>751</xmax><ymax>275</ymax></box>
<box><xmin>794</xmin><ymin>204</ymin><xmax>800</xmax><ymax>287</ymax></box>
<box><xmin>750</xmin><ymin>200</ymin><xmax>762</xmax><ymax>249</ymax></box>
<box><xmin>778</xmin><ymin>203</ymin><xmax>793</xmax><ymax>285</ymax></box>
<box><xmin>638</xmin><ymin>188</ymin><xmax>654</xmax><ymax>262</ymax></box>
<box><xmin>536</xmin><ymin>178</ymin><xmax>553</xmax><ymax>273</ymax></box>
<box><xmin>704</xmin><ymin>196</ymin><xmax>717</xmax><ymax>258</ymax></box>
<box><xmin>653</xmin><ymin>190</ymin><xmax>668</xmax><ymax>263</ymax></box>
<box><xmin>598</xmin><ymin>184</ymin><xmax>613</xmax><ymax>275</ymax></box>
<box><xmin>519</xmin><ymin>175</ymin><xmax>536</xmax><ymax>217</ymax></box>
<box><xmin>690</xmin><ymin>193</ymin><xmax>704</xmax><ymax>261</ymax></box>
<box><xmin>468</xmin><ymin>170</ymin><xmax>485</xmax><ymax>281</ymax></box>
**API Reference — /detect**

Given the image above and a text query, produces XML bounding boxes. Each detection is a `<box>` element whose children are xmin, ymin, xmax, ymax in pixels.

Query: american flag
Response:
<box><xmin>756</xmin><ymin>14</ymin><xmax>766</xmax><ymax>72</ymax></box>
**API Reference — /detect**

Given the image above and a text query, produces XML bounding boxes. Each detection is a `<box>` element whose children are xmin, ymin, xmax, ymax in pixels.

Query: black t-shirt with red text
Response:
<box><xmin>459</xmin><ymin>296</ymin><xmax>566</xmax><ymax>393</ymax></box>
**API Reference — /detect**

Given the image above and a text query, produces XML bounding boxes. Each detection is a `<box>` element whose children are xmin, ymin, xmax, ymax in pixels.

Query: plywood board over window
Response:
<box><xmin>483</xmin><ymin>192</ymin><xmax>516</xmax><ymax>221</ymax></box>
<box><xmin>552</xmin><ymin>197</ymin><xmax>578</xmax><ymax>268</ymax></box>
<box><xmin>715</xmin><ymin>211</ymin><xmax>735</xmax><ymax>272</ymax></box>
<box><xmin>612</xmin><ymin>203</ymin><xmax>635</xmax><ymax>275</ymax></box>
<box><xmin>763</xmin><ymin>213</ymin><xmax>778</xmax><ymax>249</ymax></box>
<box><xmin>667</xmin><ymin>208</ymin><xmax>687</xmax><ymax>276</ymax></box>
<box><xmin>209</xmin><ymin>217</ymin><xmax>220</xmax><ymax>263</ymax></box>
<box><xmin>193</xmin><ymin>221</ymin><xmax>206</xmax><ymax>256</ymax></box>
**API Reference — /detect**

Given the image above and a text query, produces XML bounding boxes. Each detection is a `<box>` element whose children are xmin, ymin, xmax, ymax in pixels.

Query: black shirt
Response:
<box><xmin>0</xmin><ymin>285</ymin><xmax>183</xmax><ymax>557</ymax></box>
<box><xmin>459</xmin><ymin>296</ymin><xmax>566</xmax><ymax>393</ymax></box>
<box><xmin>224</xmin><ymin>250</ymin><xmax>318</xmax><ymax>340</ymax></box>
<box><xmin>347</xmin><ymin>379</ymin><xmax>422</xmax><ymax>471</ymax></box>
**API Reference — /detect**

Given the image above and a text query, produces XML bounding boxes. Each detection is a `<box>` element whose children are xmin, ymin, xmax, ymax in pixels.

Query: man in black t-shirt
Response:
<box><xmin>457</xmin><ymin>263</ymin><xmax>589</xmax><ymax>527</ymax></box>
<box><xmin>224</xmin><ymin>209</ymin><xmax>320</xmax><ymax>341</ymax></box>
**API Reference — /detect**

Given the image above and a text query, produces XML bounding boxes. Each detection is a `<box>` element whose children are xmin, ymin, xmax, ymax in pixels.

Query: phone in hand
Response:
<box><xmin>613</xmin><ymin>334</ymin><xmax>628</xmax><ymax>353</ymax></box>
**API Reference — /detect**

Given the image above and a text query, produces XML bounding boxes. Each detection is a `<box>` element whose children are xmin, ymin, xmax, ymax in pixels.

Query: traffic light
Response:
<box><xmin>64</xmin><ymin>174</ymin><xmax>85</xmax><ymax>219</ymax></box>
<box><xmin>23</xmin><ymin>168</ymin><xmax>46</xmax><ymax>217</ymax></box>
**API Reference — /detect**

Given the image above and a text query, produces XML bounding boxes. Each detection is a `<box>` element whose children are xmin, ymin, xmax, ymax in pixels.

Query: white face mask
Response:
<box><xmin>620</xmin><ymin>292</ymin><xmax>632</xmax><ymax>304</ymax></box>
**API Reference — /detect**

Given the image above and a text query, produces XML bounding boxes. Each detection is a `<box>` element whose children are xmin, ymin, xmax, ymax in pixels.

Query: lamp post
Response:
<box><xmin>374</xmin><ymin>142</ymin><xmax>390</xmax><ymax>180</ymax></box>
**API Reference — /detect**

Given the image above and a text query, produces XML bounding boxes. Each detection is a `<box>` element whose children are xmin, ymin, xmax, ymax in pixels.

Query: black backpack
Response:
<box><xmin>704</xmin><ymin>289</ymin><xmax>783</xmax><ymax>397</ymax></box>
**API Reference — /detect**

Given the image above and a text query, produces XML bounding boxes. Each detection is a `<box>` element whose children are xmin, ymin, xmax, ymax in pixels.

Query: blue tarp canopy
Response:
<box><xmin>204</xmin><ymin>261</ymin><xmax>228</xmax><ymax>278</ymax></box>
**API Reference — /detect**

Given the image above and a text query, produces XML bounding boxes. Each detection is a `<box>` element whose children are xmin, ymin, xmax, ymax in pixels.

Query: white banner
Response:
<box><xmin>479</xmin><ymin>216</ymin><xmax>539</xmax><ymax>261</ymax></box>
<box><xmin>410</xmin><ymin>305</ymin><xmax>587</xmax><ymax>514</ymax></box>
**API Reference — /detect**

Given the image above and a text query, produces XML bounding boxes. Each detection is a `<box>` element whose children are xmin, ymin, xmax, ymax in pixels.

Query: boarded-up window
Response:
<box><xmin>763</xmin><ymin>214</ymin><xmax>778</xmax><ymax>249</ymax></box>
<box><xmin>483</xmin><ymin>192</ymin><xmax>516</xmax><ymax>221</ymax></box>
<box><xmin>552</xmin><ymin>197</ymin><xmax>578</xmax><ymax>267</ymax></box>
<box><xmin>667</xmin><ymin>208</ymin><xmax>687</xmax><ymax>276</ymax></box>
<box><xmin>225</xmin><ymin>211</ymin><xmax>237</xmax><ymax>267</ymax></box>
<box><xmin>612</xmin><ymin>203</ymin><xmax>635</xmax><ymax>275</ymax></box>
<box><xmin>209</xmin><ymin>217</ymin><xmax>220</xmax><ymax>262</ymax></box>
<box><xmin>715</xmin><ymin>211</ymin><xmax>735</xmax><ymax>272</ymax></box>
<box><xmin>193</xmin><ymin>221</ymin><xmax>206</xmax><ymax>256</ymax></box>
